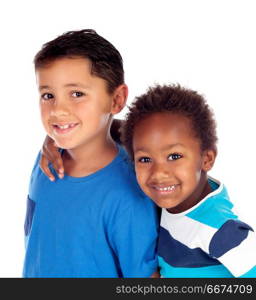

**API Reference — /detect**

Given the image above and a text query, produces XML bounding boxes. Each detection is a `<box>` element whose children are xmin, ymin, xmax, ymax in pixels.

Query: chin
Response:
<box><xmin>150</xmin><ymin>199</ymin><xmax>169</xmax><ymax>209</ymax></box>
<box><xmin>153</xmin><ymin>198</ymin><xmax>181</xmax><ymax>210</ymax></box>
<box><xmin>53</xmin><ymin>141</ymin><xmax>76</xmax><ymax>150</ymax></box>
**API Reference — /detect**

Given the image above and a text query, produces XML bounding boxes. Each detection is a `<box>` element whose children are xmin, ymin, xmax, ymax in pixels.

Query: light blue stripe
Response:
<box><xmin>158</xmin><ymin>256</ymin><xmax>234</xmax><ymax>278</ymax></box>
<box><xmin>186</xmin><ymin>184</ymin><xmax>238</xmax><ymax>229</ymax></box>
<box><xmin>239</xmin><ymin>266</ymin><xmax>256</xmax><ymax>278</ymax></box>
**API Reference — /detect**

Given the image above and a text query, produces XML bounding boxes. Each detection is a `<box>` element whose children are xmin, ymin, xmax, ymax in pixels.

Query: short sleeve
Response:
<box><xmin>109</xmin><ymin>194</ymin><xmax>159</xmax><ymax>277</ymax></box>
<box><xmin>209</xmin><ymin>219</ymin><xmax>256</xmax><ymax>277</ymax></box>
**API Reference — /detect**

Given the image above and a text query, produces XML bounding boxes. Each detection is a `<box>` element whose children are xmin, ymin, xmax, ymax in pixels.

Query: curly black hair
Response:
<box><xmin>34</xmin><ymin>29</ymin><xmax>124</xmax><ymax>93</ymax></box>
<box><xmin>121</xmin><ymin>84</ymin><xmax>217</xmax><ymax>159</ymax></box>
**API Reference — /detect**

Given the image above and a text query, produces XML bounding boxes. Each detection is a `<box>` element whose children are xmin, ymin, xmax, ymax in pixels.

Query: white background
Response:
<box><xmin>0</xmin><ymin>0</ymin><xmax>256</xmax><ymax>277</ymax></box>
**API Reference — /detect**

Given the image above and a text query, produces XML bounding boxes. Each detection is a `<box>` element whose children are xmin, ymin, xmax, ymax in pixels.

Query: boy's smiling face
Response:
<box><xmin>37</xmin><ymin>57</ymin><xmax>124</xmax><ymax>151</ymax></box>
<box><xmin>133</xmin><ymin>112</ymin><xmax>215</xmax><ymax>213</ymax></box>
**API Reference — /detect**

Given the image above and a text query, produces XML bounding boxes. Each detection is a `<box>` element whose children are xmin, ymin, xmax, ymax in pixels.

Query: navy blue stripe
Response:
<box><xmin>209</xmin><ymin>219</ymin><xmax>253</xmax><ymax>258</ymax></box>
<box><xmin>24</xmin><ymin>196</ymin><xmax>36</xmax><ymax>236</ymax></box>
<box><xmin>157</xmin><ymin>226</ymin><xmax>220</xmax><ymax>268</ymax></box>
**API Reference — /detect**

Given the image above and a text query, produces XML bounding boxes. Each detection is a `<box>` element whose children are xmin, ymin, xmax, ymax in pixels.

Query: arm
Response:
<box><xmin>110</xmin><ymin>194</ymin><xmax>159</xmax><ymax>278</ymax></box>
<box><xmin>39</xmin><ymin>135</ymin><xmax>64</xmax><ymax>181</ymax></box>
<box><xmin>208</xmin><ymin>219</ymin><xmax>256</xmax><ymax>277</ymax></box>
<box><xmin>40</xmin><ymin>119</ymin><xmax>124</xmax><ymax>180</ymax></box>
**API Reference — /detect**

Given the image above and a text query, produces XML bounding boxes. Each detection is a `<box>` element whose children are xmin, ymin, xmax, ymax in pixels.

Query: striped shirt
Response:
<box><xmin>158</xmin><ymin>177</ymin><xmax>256</xmax><ymax>277</ymax></box>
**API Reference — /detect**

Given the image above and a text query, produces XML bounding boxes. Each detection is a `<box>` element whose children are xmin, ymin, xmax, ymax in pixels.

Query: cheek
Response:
<box><xmin>135</xmin><ymin>166</ymin><xmax>148</xmax><ymax>188</ymax></box>
<box><xmin>40</xmin><ymin>105</ymin><xmax>50</xmax><ymax>123</ymax></box>
<box><xmin>75</xmin><ymin>102</ymin><xmax>107</xmax><ymax>121</ymax></box>
<box><xmin>175</xmin><ymin>162</ymin><xmax>201</xmax><ymax>182</ymax></box>
<box><xmin>177</xmin><ymin>161</ymin><xmax>202</xmax><ymax>184</ymax></box>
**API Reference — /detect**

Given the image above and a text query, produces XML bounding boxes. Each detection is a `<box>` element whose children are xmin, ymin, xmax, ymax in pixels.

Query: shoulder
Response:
<box><xmin>159</xmin><ymin>179</ymin><xmax>246</xmax><ymax>253</ymax></box>
<box><xmin>107</xmin><ymin>146</ymin><xmax>146</xmax><ymax>200</ymax></box>
<box><xmin>160</xmin><ymin>179</ymin><xmax>239</xmax><ymax>239</ymax></box>
<box><xmin>186</xmin><ymin>179</ymin><xmax>238</xmax><ymax>229</ymax></box>
<box><xmin>28</xmin><ymin>151</ymin><xmax>60</xmax><ymax>200</ymax></box>
<box><xmin>209</xmin><ymin>219</ymin><xmax>254</xmax><ymax>257</ymax></box>
<box><xmin>29</xmin><ymin>151</ymin><xmax>46</xmax><ymax>187</ymax></box>
<box><xmin>104</xmin><ymin>147</ymin><xmax>159</xmax><ymax>221</ymax></box>
<box><xmin>208</xmin><ymin>218</ymin><xmax>256</xmax><ymax>277</ymax></box>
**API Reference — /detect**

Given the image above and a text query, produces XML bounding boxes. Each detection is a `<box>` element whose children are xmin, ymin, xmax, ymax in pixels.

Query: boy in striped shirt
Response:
<box><xmin>121</xmin><ymin>84</ymin><xmax>256</xmax><ymax>278</ymax></box>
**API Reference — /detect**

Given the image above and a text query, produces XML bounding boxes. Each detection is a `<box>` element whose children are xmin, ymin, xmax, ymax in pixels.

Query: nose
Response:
<box><xmin>149</xmin><ymin>162</ymin><xmax>170</xmax><ymax>182</ymax></box>
<box><xmin>50</xmin><ymin>99</ymin><xmax>70</xmax><ymax>117</ymax></box>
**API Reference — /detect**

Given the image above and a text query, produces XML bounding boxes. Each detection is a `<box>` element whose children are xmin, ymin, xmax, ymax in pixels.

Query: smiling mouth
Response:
<box><xmin>151</xmin><ymin>184</ymin><xmax>179</xmax><ymax>194</ymax></box>
<box><xmin>52</xmin><ymin>123</ymin><xmax>79</xmax><ymax>134</ymax></box>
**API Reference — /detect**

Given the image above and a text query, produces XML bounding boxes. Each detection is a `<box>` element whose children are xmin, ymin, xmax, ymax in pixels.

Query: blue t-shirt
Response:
<box><xmin>158</xmin><ymin>177</ymin><xmax>256</xmax><ymax>278</ymax></box>
<box><xmin>23</xmin><ymin>146</ymin><xmax>159</xmax><ymax>278</ymax></box>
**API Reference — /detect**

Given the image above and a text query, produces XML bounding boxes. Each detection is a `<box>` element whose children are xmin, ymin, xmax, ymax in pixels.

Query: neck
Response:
<box><xmin>63</xmin><ymin>134</ymin><xmax>118</xmax><ymax>177</ymax></box>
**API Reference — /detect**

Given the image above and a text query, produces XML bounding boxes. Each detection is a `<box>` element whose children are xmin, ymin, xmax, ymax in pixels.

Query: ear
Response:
<box><xmin>202</xmin><ymin>149</ymin><xmax>217</xmax><ymax>172</ymax></box>
<box><xmin>111</xmin><ymin>84</ymin><xmax>128</xmax><ymax>114</ymax></box>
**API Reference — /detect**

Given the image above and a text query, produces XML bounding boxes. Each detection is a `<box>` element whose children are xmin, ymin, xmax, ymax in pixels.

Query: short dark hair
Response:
<box><xmin>34</xmin><ymin>29</ymin><xmax>124</xmax><ymax>93</ymax></box>
<box><xmin>121</xmin><ymin>84</ymin><xmax>218</xmax><ymax>159</ymax></box>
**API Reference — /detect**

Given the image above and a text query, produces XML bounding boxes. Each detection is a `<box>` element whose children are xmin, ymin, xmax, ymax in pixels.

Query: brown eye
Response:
<box><xmin>168</xmin><ymin>153</ymin><xmax>182</xmax><ymax>161</ymax></box>
<box><xmin>138</xmin><ymin>157</ymin><xmax>151</xmax><ymax>163</ymax></box>
<box><xmin>71</xmin><ymin>91</ymin><xmax>85</xmax><ymax>97</ymax></box>
<box><xmin>42</xmin><ymin>93</ymin><xmax>54</xmax><ymax>100</ymax></box>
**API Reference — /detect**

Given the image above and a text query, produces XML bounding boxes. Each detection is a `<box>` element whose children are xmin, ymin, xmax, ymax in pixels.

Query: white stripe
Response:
<box><xmin>161</xmin><ymin>208</ymin><xmax>217</xmax><ymax>253</ymax></box>
<box><xmin>218</xmin><ymin>230</ymin><xmax>256</xmax><ymax>277</ymax></box>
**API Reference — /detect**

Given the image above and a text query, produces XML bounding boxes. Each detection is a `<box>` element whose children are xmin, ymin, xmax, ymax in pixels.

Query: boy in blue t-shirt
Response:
<box><xmin>121</xmin><ymin>84</ymin><xmax>256</xmax><ymax>278</ymax></box>
<box><xmin>23</xmin><ymin>29</ymin><xmax>159</xmax><ymax>278</ymax></box>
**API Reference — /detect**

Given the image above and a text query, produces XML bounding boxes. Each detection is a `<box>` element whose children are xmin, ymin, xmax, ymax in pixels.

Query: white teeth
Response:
<box><xmin>156</xmin><ymin>185</ymin><xmax>176</xmax><ymax>191</ymax></box>
<box><xmin>59</xmin><ymin>125</ymin><xmax>69</xmax><ymax>129</ymax></box>
<box><xmin>56</xmin><ymin>124</ymin><xmax>76</xmax><ymax>129</ymax></box>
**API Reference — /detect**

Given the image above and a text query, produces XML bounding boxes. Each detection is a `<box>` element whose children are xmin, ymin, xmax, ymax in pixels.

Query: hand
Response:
<box><xmin>150</xmin><ymin>271</ymin><xmax>160</xmax><ymax>278</ymax></box>
<box><xmin>40</xmin><ymin>135</ymin><xmax>64</xmax><ymax>181</ymax></box>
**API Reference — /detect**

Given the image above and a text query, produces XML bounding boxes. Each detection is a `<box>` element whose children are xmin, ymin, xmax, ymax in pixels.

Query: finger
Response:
<box><xmin>41</xmin><ymin>135</ymin><xmax>64</xmax><ymax>179</ymax></box>
<box><xmin>47</xmin><ymin>146</ymin><xmax>64</xmax><ymax>177</ymax></box>
<box><xmin>42</xmin><ymin>135</ymin><xmax>59</xmax><ymax>159</ymax></box>
<box><xmin>52</xmin><ymin>155</ymin><xmax>65</xmax><ymax>179</ymax></box>
<box><xmin>39</xmin><ymin>154</ymin><xmax>55</xmax><ymax>181</ymax></box>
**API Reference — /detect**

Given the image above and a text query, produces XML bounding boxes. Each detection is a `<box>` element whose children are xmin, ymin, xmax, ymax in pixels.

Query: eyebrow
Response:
<box><xmin>39</xmin><ymin>83</ymin><xmax>90</xmax><ymax>91</ymax></box>
<box><xmin>134</xmin><ymin>143</ymin><xmax>185</xmax><ymax>153</ymax></box>
<box><xmin>64</xmin><ymin>83</ymin><xmax>90</xmax><ymax>89</ymax></box>
<box><xmin>39</xmin><ymin>85</ymin><xmax>50</xmax><ymax>91</ymax></box>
